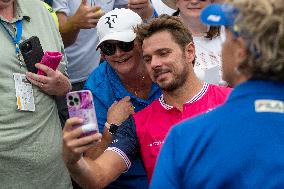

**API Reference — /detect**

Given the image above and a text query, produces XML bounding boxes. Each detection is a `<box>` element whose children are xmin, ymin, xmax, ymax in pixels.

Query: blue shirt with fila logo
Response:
<box><xmin>151</xmin><ymin>80</ymin><xmax>284</xmax><ymax>189</ymax></box>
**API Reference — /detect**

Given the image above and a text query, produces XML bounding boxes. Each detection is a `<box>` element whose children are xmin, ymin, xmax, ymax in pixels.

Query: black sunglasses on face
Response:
<box><xmin>100</xmin><ymin>41</ymin><xmax>135</xmax><ymax>56</ymax></box>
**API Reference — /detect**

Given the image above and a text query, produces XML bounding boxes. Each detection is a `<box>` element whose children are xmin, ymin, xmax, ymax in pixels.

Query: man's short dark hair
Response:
<box><xmin>135</xmin><ymin>14</ymin><xmax>193</xmax><ymax>52</ymax></box>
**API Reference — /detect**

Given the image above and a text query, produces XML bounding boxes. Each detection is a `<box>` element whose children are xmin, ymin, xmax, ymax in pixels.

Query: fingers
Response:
<box><xmin>89</xmin><ymin>7</ymin><xmax>104</xmax><ymax>19</ymax></box>
<box><xmin>66</xmin><ymin>133</ymin><xmax>102</xmax><ymax>151</ymax></box>
<box><xmin>90</xmin><ymin>6</ymin><xmax>102</xmax><ymax>13</ymax></box>
<box><xmin>64</xmin><ymin>117</ymin><xmax>84</xmax><ymax>132</ymax></box>
<box><xmin>118</xmin><ymin>97</ymin><xmax>133</xmax><ymax>110</ymax></box>
<box><xmin>86</xmin><ymin>18</ymin><xmax>101</xmax><ymax>25</ymax></box>
<box><xmin>26</xmin><ymin>63</ymin><xmax>59</xmax><ymax>90</ymax></box>
<box><xmin>35</xmin><ymin>63</ymin><xmax>54</xmax><ymax>76</ymax></box>
<box><xmin>127</xmin><ymin>103</ymin><xmax>135</xmax><ymax>114</ymax></box>
<box><xmin>80</xmin><ymin>9</ymin><xmax>103</xmax><ymax>28</ymax></box>
<box><xmin>107</xmin><ymin>96</ymin><xmax>134</xmax><ymax>124</ymax></box>
<box><xmin>63</xmin><ymin>118</ymin><xmax>103</xmax><ymax>155</ymax></box>
<box><xmin>121</xmin><ymin>96</ymin><xmax>131</xmax><ymax>102</ymax></box>
<box><xmin>63</xmin><ymin>132</ymin><xmax>102</xmax><ymax>164</ymax></box>
<box><xmin>74</xmin><ymin>2</ymin><xmax>103</xmax><ymax>29</ymax></box>
<box><xmin>26</xmin><ymin>71</ymin><xmax>48</xmax><ymax>88</ymax></box>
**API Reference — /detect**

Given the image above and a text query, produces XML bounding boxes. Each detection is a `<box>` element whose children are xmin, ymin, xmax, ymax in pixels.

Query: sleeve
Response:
<box><xmin>150</xmin><ymin>127</ymin><xmax>181</xmax><ymax>189</ymax></box>
<box><xmin>107</xmin><ymin>116</ymin><xmax>139</xmax><ymax>170</ymax></box>
<box><xmin>52</xmin><ymin>0</ymin><xmax>70</xmax><ymax>15</ymax></box>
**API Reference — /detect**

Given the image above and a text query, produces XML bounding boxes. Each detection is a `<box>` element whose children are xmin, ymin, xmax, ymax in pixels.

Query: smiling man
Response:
<box><xmin>62</xmin><ymin>14</ymin><xmax>231</xmax><ymax>188</ymax></box>
<box><xmin>109</xmin><ymin>14</ymin><xmax>231</xmax><ymax>180</ymax></box>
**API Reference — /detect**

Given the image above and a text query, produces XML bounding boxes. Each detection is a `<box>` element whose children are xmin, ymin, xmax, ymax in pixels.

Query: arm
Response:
<box><xmin>56</xmin><ymin>0</ymin><xmax>103</xmax><ymax>47</ymax></box>
<box><xmin>26</xmin><ymin>63</ymin><xmax>71</xmax><ymax>96</ymax></box>
<box><xmin>84</xmin><ymin>96</ymin><xmax>134</xmax><ymax>159</ymax></box>
<box><xmin>68</xmin><ymin>151</ymin><xmax>127</xmax><ymax>189</ymax></box>
<box><xmin>63</xmin><ymin>117</ymin><xmax>127</xmax><ymax>189</ymax></box>
<box><xmin>83</xmin><ymin>128</ymin><xmax>112</xmax><ymax>160</ymax></box>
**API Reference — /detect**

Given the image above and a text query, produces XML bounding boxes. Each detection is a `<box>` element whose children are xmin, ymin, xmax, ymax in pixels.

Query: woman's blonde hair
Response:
<box><xmin>231</xmin><ymin>0</ymin><xmax>284</xmax><ymax>81</ymax></box>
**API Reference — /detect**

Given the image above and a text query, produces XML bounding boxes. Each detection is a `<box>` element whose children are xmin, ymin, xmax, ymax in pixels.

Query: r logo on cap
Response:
<box><xmin>105</xmin><ymin>15</ymin><xmax>118</xmax><ymax>28</ymax></box>
<box><xmin>96</xmin><ymin>8</ymin><xmax>143</xmax><ymax>49</ymax></box>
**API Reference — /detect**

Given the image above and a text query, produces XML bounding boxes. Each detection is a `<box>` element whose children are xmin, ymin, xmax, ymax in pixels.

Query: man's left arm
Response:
<box><xmin>26</xmin><ymin>63</ymin><xmax>71</xmax><ymax>96</ymax></box>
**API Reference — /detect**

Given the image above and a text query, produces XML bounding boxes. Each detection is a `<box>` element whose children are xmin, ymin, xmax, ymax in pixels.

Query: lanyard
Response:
<box><xmin>0</xmin><ymin>20</ymin><xmax>23</xmax><ymax>65</ymax></box>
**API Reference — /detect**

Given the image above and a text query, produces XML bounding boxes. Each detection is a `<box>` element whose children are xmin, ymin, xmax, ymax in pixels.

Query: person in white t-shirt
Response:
<box><xmin>162</xmin><ymin>0</ymin><xmax>226</xmax><ymax>85</ymax></box>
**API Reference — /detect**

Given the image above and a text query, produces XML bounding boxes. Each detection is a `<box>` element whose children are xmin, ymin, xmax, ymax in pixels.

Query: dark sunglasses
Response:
<box><xmin>100</xmin><ymin>41</ymin><xmax>135</xmax><ymax>56</ymax></box>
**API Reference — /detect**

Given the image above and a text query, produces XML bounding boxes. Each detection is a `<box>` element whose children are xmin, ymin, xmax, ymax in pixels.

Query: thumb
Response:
<box><xmin>123</xmin><ymin>96</ymin><xmax>131</xmax><ymax>102</ymax></box>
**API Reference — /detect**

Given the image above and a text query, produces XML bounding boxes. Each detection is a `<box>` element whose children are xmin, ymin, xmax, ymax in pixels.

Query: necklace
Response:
<box><xmin>124</xmin><ymin>75</ymin><xmax>149</xmax><ymax>99</ymax></box>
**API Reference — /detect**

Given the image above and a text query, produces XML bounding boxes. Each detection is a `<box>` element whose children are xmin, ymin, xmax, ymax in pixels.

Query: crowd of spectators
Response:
<box><xmin>1</xmin><ymin>0</ymin><xmax>283</xmax><ymax>188</ymax></box>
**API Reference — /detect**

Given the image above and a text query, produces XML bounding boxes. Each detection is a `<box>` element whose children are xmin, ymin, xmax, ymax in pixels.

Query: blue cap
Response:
<box><xmin>200</xmin><ymin>3</ymin><xmax>239</xmax><ymax>27</ymax></box>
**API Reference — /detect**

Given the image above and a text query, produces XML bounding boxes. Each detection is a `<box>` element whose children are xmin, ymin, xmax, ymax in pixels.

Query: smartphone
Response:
<box><xmin>66</xmin><ymin>90</ymin><xmax>99</xmax><ymax>135</ymax></box>
<box><xmin>19</xmin><ymin>36</ymin><xmax>44</xmax><ymax>73</ymax></box>
<box><xmin>37</xmin><ymin>51</ymin><xmax>62</xmax><ymax>76</ymax></box>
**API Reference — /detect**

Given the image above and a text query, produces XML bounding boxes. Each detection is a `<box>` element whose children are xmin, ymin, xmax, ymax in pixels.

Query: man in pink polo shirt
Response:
<box><xmin>108</xmin><ymin>15</ymin><xmax>231</xmax><ymax>180</ymax></box>
<box><xmin>62</xmin><ymin>15</ymin><xmax>231</xmax><ymax>188</ymax></box>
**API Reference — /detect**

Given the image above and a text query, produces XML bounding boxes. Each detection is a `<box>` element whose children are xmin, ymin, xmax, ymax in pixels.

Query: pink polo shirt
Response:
<box><xmin>134</xmin><ymin>83</ymin><xmax>231</xmax><ymax>180</ymax></box>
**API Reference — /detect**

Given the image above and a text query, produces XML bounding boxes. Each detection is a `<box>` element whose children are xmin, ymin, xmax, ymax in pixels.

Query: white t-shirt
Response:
<box><xmin>193</xmin><ymin>35</ymin><xmax>226</xmax><ymax>85</ymax></box>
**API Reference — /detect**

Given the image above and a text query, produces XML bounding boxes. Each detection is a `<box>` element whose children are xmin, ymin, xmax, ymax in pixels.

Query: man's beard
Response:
<box><xmin>159</xmin><ymin>66</ymin><xmax>189</xmax><ymax>92</ymax></box>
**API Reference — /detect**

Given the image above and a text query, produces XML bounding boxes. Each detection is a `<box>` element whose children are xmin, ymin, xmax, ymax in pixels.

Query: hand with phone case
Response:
<box><xmin>66</xmin><ymin>90</ymin><xmax>99</xmax><ymax>136</ymax></box>
<box><xmin>22</xmin><ymin>36</ymin><xmax>71</xmax><ymax>96</ymax></box>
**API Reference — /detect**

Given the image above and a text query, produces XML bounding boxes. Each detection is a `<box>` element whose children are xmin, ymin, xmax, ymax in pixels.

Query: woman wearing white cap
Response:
<box><xmin>63</xmin><ymin>8</ymin><xmax>161</xmax><ymax>189</ymax></box>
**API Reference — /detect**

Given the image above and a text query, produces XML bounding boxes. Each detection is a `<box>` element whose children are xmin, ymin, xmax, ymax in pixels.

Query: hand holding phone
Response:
<box><xmin>37</xmin><ymin>51</ymin><xmax>62</xmax><ymax>76</ymax></box>
<box><xmin>66</xmin><ymin>90</ymin><xmax>99</xmax><ymax>136</ymax></box>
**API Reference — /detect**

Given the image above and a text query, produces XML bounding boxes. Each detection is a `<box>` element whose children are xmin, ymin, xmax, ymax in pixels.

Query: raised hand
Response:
<box><xmin>62</xmin><ymin>117</ymin><xmax>102</xmax><ymax>165</ymax></box>
<box><xmin>71</xmin><ymin>0</ymin><xmax>104</xmax><ymax>29</ymax></box>
<box><xmin>107</xmin><ymin>96</ymin><xmax>134</xmax><ymax>125</ymax></box>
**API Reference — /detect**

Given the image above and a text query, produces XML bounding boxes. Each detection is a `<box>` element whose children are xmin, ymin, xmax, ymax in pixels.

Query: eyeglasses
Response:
<box><xmin>99</xmin><ymin>41</ymin><xmax>135</xmax><ymax>56</ymax></box>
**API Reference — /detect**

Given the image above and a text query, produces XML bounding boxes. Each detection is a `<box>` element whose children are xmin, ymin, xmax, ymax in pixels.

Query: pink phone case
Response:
<box><xmin>66</xmin><ymin>90</ymin><xmax>99</xmax><ymax>135</ymax></box>
<box><xmin>37</xmin><ymin>51</ymin><xmax>62</xmax><ymax>75</ymax></box>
